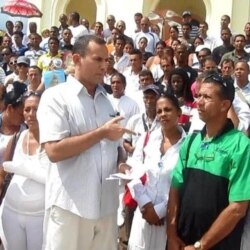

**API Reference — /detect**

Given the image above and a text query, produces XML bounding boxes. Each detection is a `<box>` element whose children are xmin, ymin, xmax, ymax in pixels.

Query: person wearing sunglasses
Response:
<box><xmin>167</xmin><ymin>73</ymin><xmax>250</xmax><ymax>250</ymax></box>
<box><xmin>5</xmin><ymin>56</ymin><xmax>30</xmax><ymax>92</ymax></box>
<box><xmin>0</xmin><ymin>47</ymin><xmax>12</xmax><ymax>75</ymax></box>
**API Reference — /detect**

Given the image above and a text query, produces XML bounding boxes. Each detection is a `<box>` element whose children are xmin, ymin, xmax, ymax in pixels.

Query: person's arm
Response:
<box><xmin>167</xmin><ymin>187</ymin><xmax>186</xmax><ymax>250</ymax></box>
<box><xmin>227</xmin><ymin>105</ymin><xmax>239</xmax><ymax>128</ymax></box>
<box><xmin>43</xmin><ymin>116</ymin><xmax>130</xmax><ymax>162</ymax></box>
<box><xmin>184</xmin><ymin>201</ymin><xmax>249</xmax><ymax>250</ymax></box>
<box><xmin>123</xmin><ymin>139</ymin><xmax>134</xmax><ymax>154</ymax></box>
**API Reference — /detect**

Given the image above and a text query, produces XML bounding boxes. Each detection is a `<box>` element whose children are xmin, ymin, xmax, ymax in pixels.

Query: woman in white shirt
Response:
<box><xmin>123</xmin><ymin>93</ymin><xmax>186</xmax><ymax>250</ymax></box>
<box><xmin>0</xmin><ymin>91</ymin><xmax>50</xmax><ymax>250</ymax></box>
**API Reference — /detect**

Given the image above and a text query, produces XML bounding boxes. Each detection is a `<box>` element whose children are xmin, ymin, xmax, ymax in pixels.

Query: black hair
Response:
<box><xmin>4</xmin><ymin>81</ymin><xmax>27</xmax><ymax>108</ymax></box>
<box><xmin>202</xmin><ymin>71</ymin><xmax>235</xmax><ymax>103</ymax></box>
<box><xmin>72</xmin><ymin>35</ymin><xmax>106</xmax><ymax>57</ymax></box>
<box><xmin>130</xmin><ymin>49</ymin><xmax>142</xmax><ymax>59</ymax></box>
<box><xmin>158</xmin><ymin>93</ymin><xmax>181</xmax><ymax>112</ymax></box>
<box><xmin>168</xmin><ymin>68</ymin><xmax>193</xmax><ymax>102</ymax></box>
<box><xmin>110</xmin><ymin>72</ymin><xmax>126</xmax><ymax>87</ymax></box>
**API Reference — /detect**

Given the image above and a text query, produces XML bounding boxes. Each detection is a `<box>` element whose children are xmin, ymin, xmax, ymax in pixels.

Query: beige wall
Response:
<box><xmin>34</xmin><ymin>0</ymin><xmax>250</xmax><ymax>36</ymax></box>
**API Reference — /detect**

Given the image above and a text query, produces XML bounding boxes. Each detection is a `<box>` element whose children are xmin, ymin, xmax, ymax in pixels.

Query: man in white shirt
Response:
<box><xmin>123</xmin><ymin>49</ymin><xmax>145</xmax><ymax>98</ymax></box>
<box><xmin>68</xmin><ymin>11</ymin><xmax>88</xmax><ymax>44</ymax></box>
<box><xmin>112</xmin><ymin>35</ymin><xmax>130</xmax><ymax>73</ymax></box>
<box><xmin>234</xmin><ymin>61</ymin><xmax>250</xmax><ymax>106</ymax></box>
<box><xmin>133</xmin><ymin>17</ymin><xmax>159</xmax><ymax>54</ymax></box>
<box><xmin>109</xmin><ymin>72</ymin><xmax>140</xmax><ymax>127</ymax></box>
<box><xmin>38</xmin><ymin>35</ymin><xmax>130</xmax><ymax>250</ymax></box>
<box><xmin>103</xmin><ymin>15</ymin><xmax>116</xmax><ymax>40</ymax></box>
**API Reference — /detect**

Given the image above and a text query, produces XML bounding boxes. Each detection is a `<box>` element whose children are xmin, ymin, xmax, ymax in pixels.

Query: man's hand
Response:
<box><xmin>184</xmin><ymin>246</ymin><xmax>196</xmax><ymax>250</ymax></box>
<box><xmin>101</xmin><ymin>116</ymin><xmax>135</xmax><ymax>141</ymax></box>
<box><xmin>167</xmin><ymin>234</ymin><xmax>185</xmax><ymax>250</ymax></box>
<box><xmin>141</xmin><ymin>202</ymin><xmax>160</xmax><ymax>225</ymax></box>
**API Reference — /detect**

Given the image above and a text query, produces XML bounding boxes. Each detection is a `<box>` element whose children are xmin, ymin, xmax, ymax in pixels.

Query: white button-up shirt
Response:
<box><xmin>128</xmin><ymin>127</ymin><xmax>186</xmax><ymax>218</ymax></box>
<box><xmin>38</xmin><ymin>75</ymin><xmax>119</xmax><ymax>219</ymax></box>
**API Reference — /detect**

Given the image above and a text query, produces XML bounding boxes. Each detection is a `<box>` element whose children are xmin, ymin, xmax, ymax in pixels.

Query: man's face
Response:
<box><xmin>2</xmin><ymin>36</ymin><xmax>12</xmax><ymax>47</ymax></box>
<box><xmin>114</xmin><ymin>39</ymin><xmax>125</xmax><ymax>54</ymax></box>
<box><xmin>234</xmin><ymin>62</ymin><xmax>249</xmax><ymax>83</ymax></box>
<box><xmin>160</xmin><ymin>59</ymin><xmax>174</xmax><ymax>74</ymax></box>
<box><xmin>14</xmin><ymin>22</ymin><xmax>22</xmax><ymax>32</ymax></box>
<box><xmin>143</xmin><ymin>91</ymin><xmax>158</xmax><ymax>113</ymax></box>
<box><xmin>13</xmin><ymin>34</ymin><xmax>22</xmax><ymax>45</ymax></box>
<box><xmin>139</xmin><ymin>75</ymin><xmax>154</xmax><ymax>88</ymax></box>
<box><xmin>50</xmin><ymin>28</ymin><xmax>59</xmax><ymax>38</ymax></box>
<box><xmin>74</xmin><ymin>41</ymin><xmax>108</xmax><ymax>86</ymax></box>
<box><xmin>107</xmin><ymin>16</ymin><xmax>115</xmax><ymax>28</ymax></box>
<box><xmin>175</xmin><ymin>46</ymin><xmax>187</xmax><ymax>63</ymax></box>
<box><xmin>199</xmin><ymin>24</ymin><xmax>208</xmax><ymax>36</ymax></box>
<box><xmin>116</xmin><ymin>22</ymin><xmax>125</xmax><ymax>34</ymax></box>
<box><xmin>134</xmin><ymin>15</ymin><xmax>142</xmax><ymax>26</ymax></box>
<box><xmin>28</xmin><ymin>68</ymin><xmax>41</xmax><ymax>84</ymax></box>
<box><xmin>221</xmin><ymin>29</ymin><xmax>231</xmax><ymax>42</ymax></box>
<box><xmin>140</xmin><ymin>18</ymin><xmax>150</xmax><ymax>33</ymax></box>
<box><xmin>48</xmin><ymin>40</ymin><xmax>59</xmax><ymax>54</ymax></box>
<box><xmin>244</xmin><ymin>23</ymin><xmax>250</xmax><ymax>37</ymax></box>
<box><xmin>220</xmin><ymin>16</ymin><xmax>230</xmax><ymax>28</ymax></box>
<box><xmin>129</xmin><ymin>54</ymin><xmax>142</xmax><ymax>71</ymax></box>
<box><xmin>197</xmin><ymin>83</ymin><xmax>227</xmax><ymax>123</ymax></box>
<box><xmin>182</xmin><ymin>25</ymin><xmax>191</xmax><ymax>37</ymax></box>
<box><xmin>221</xmin><ymin>62</ymin><xmax>234</xmax><ymax>77</ymax></box>
<box><xmin>62</xmin><ymin>29</ymin><xmax>72</xmax><ymax>43</ymax></box>
<box><xmin>203</xmin><ymin>60</ymin><xmax>217</xmax><ymax>72</ymax></box>
<box><xmin>198</xmin><ymin>50</ymin><xmax>209</xmax><ymax>64</ymax></box>
<box><xmin>30</xmin><ymin>34</ymin><xmax>40</xmax><ymax>47</ymax></box>
<box><xmin>111</xmin><ymin>75</ymin><xmax>125</xmax><ymax>98</ymax></box>
<box><xmin>234</xmin><ymin>36</ymin><xmax>246</xmax><ymax>51</ymax></box>
<box><xmin>59</xmin><ymin>15</ymin><xmax>68</xmax><ymax>25</ymax></box>
<box><xmin>81</xmin><ymin>19</ymin><xmax>89</xmax><ymax>29</ymax></box>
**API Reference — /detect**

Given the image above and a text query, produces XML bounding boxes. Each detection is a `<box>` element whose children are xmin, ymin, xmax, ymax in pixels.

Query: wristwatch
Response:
<box><xmin>194</xmin><ymin>241</ymin><xmax>202</xmax><ymax>250</ymax></box>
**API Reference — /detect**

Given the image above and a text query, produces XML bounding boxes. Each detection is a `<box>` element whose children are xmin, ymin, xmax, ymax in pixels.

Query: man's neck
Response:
<box><xmin>205</xmin><ymin>117</ymin><xmax>228</xmax><ymax>138</ymax></box>
<box><xmin>236</xmin><ymin>79</ymin><xmax>249</xmax><ymax>88</ymax></box>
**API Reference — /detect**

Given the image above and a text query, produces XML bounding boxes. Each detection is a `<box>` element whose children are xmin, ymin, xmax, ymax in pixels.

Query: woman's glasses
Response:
<box><xmin>9</xmin><ymin>60</ymin><xmax>17</xmax><ymax>65</ymax></box>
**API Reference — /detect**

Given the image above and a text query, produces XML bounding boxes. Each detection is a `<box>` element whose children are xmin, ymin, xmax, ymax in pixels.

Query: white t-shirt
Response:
<box><xmin>4</xmin><ymin>130</ymin><xmax>49</xmax><ymax>215</ymax></box>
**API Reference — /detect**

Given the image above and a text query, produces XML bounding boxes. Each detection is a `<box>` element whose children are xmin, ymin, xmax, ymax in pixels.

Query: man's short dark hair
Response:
<box><xmin>182</xmin><ymin>22</ymin><xmax>192</xmax><ymax>29</ymax></box>
<box><xmin>73</xmin><ymin>35</ymin><xmax>106</xmax><ymax>57</ymax></box>
<box><xmin>134</xmin><ymin>12</ymin><xmax>143</xmax><ymax>18</ymax></box>
<box><xmin>70</xmin><ymin>12</ymin><xmax>80</xmax><ymax>22</ymax></box>
<box><xmin>202</xmin><ymin>71</ymin><xmax>235</xmax><ymax>103</ymax></box>
<box><xmin>139</xmin><ymin>69</ymin><xmax>154</xmax><ymax>79</ymax></box>
<box><xmin>111</xmin><ymin>72</ymin><xmax>126</xmax><ymax>87</ymax></box>
<box><xmin>233</xmin><ymin>34</ymin><xmax>246</xmax><ymax>42</ymax></box>
<box><xmin>114</xmin><ymin>35</ymin><xmax>126</xmax><ymax>45</ymax></box>
<box><xmin>48</xmin><ymin>37</ymin><xmax>59</xmax><ymax>45</ymax></box>
<box><xmin>13</xmin><ymin>31</ymin><xmax>24</xmax><ymax>39</ymax></box>
<box><xmin>130</xmin><ymin>49</ymin><xmax>142</xmax><ymax>59</ymax></box>
<box><xmin>29</xmin><ymin>65</ymin><xmax>42</xmax><ymax>75</ymax></box>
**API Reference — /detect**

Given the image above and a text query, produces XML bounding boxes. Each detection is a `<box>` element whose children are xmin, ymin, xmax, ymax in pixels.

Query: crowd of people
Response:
<box><xmin>0</xmin><ymin>8</ymin><xmax>249</xmax><ymax>250</ymax></box>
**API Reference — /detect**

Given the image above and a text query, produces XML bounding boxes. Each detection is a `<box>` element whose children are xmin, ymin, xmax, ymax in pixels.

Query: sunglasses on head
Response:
<box><xmin>23</xmin><ymin>91</ymin><xmax>41</xmax><ymax>98</ymax></box>
<box><xmin>203</xmin><ymin>74</ymin><xmax>227</xmax><ymax>88</ymax></box>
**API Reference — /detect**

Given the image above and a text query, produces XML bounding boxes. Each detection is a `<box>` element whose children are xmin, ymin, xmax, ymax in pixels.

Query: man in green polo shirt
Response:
<box><xmin>167</xmin><ymin>74</ymin><xmax>250</xmax><ymax>250</ymax></box>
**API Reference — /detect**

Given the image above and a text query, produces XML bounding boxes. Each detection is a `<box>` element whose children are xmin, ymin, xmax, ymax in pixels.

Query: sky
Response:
<box><xmin>0</xmin><ymin>0</ymin><xmax>28</xmax><ymax>33</ymax></box>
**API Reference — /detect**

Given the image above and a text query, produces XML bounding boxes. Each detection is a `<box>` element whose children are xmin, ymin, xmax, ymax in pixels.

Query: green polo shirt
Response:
<box><xmin>171</xmin><ymin>120</ymin><xmax>250</xmax><ymax>249</ymax></box>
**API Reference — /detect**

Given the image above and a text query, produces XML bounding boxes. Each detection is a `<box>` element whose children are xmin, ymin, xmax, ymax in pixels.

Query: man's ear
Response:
<box><xmin>72</xmin><ymin>53</ymin><xmax>81</xmax><ymax>65</ymax></box>
<box><xmin>221</xmin><ymin>99</ymin><xmax>231</xmax><ymax>112</ymax></box>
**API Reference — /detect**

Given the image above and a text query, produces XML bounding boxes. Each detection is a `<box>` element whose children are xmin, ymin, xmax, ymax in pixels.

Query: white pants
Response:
<box><xmin>43</xmin><ymin>206</ymin><xmax>118</xmax><ymax>250</ymax></box>
<box><xmin>0</xmin><ymin>204</ymin><xmax>44</xmax><ymax>250</ymax></box>
<box><xmin>241</xmin><ymin>208</ymin><xmax>250</xmax><ymax>250</ymax></box>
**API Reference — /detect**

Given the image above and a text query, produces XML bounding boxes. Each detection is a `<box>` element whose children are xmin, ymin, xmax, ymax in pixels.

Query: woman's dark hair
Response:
<box><xmin>169</xmin><ymin>25</ymin><xmax>179</xmax><ymax>34</ymax></box>
<box><xmin>158</xmin><ymin>93</ymin><xmax>181</xmax><ymax>112</ymax></box>
<box><xmin>168</xmin><ymin>68</ymin><xmax>194</xmax><ymax>102</ymax></box>
<box><xmin>4</xmin><ymin>81</ymin><xmax>27</xmax><ymax>108</ymax></box>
